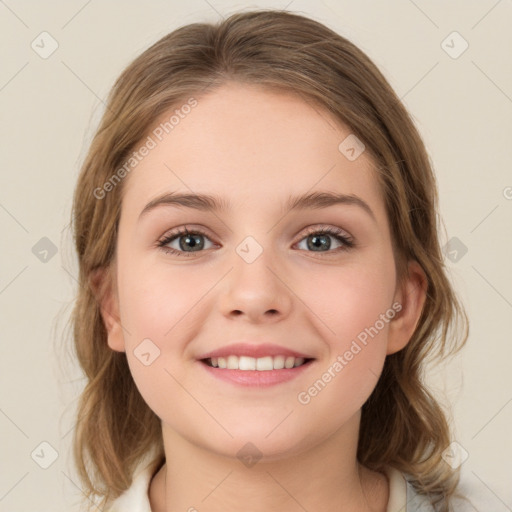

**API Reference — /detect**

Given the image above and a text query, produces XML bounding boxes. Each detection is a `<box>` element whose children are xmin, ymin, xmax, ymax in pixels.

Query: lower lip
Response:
<box><xmin>198</xmin><ymin>360</ymin><xmax>315</xmax><ymax>387</ymax></box>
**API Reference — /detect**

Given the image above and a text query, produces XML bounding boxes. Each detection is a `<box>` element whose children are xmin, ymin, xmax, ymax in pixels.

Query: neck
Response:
<box><xmin>149</xmin><ymin>412</ymin><xmax>389</xmax><ymax>512</ymax></box>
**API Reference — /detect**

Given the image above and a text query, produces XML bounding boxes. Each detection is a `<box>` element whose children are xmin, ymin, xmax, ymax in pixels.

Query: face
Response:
<box><xmin>103</xmin><ymin>82</ymin><xmax>423</xmax><ymax>461</ymax></box>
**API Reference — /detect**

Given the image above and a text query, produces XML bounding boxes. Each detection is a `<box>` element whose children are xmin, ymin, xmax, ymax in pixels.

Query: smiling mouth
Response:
<box><xmin>201</xmin><ymin>355</ymin><xmax>315</xmax><ymax>371</ymax></box>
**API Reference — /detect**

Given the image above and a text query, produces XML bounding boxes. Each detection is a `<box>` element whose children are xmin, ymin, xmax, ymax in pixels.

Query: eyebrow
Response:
<box><xmin>138</xmin><ymin>191</ymin><xmax>376</xmax><ymax>222</ymax></box>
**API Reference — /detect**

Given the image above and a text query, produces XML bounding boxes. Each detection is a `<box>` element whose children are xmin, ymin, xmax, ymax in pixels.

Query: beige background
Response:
<box><xmin>1</xmin><ymin>1</ymin><xmax>511</xmax><ymax>510</ymax></box>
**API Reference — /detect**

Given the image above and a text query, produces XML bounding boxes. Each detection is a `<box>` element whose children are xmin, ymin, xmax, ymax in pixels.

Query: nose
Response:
<box><xmin>218</xmin><ymin>246</ymin><xmax>293</xmax><ymax>324</ymax></box>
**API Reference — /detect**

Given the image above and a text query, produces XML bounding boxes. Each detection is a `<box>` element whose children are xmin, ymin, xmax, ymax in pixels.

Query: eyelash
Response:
<box><xmin>156</xmin><ymin>225</ymin><xmax>355</xmax><ymax>258</ymax></box>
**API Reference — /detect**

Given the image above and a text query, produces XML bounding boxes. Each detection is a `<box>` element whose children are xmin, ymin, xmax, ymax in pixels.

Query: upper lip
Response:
<box><xmin>198</xmin><ymin>343</ymin><xmax>315</xmax><ymax>360</ymax></box>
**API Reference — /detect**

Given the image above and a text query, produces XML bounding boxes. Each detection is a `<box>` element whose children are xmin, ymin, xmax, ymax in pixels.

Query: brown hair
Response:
<box><xmin>69</xmin><ymin>9</ymin><xmax>469</xmax><ymax>510</ymax></box>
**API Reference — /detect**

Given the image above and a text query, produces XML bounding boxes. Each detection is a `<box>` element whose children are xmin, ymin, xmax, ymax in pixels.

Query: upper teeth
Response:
<box><xmin>209</xmin><ymin>355</ymin><xmax>306</xmax><ymax>371</ymax></box>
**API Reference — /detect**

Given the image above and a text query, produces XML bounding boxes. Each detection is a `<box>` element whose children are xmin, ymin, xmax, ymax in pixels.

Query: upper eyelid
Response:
<box><xmin>159</xmin><ymin>223</ymin><xmax>350</xmax><ymax>236</ymax></box>
<box><xmin>300</xmin><ymin>224</ymin><xmax>351</xmax><ymax>237</ymax></box>
<box><xmin>159</xmin><ymin>225</ymin><xmax>215</xmax><ymax>242</ymax></box>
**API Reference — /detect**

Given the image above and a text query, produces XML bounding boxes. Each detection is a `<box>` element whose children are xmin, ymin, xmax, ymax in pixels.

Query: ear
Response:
<box><xmin>386</xmin><ymin>260</ymin><xmax>428</xmax><ymax>355</ymax></box>
<box><xmin>89</xmin><ymin>266</ymin><xmax>126</xmax><ymax>353</ymax></box>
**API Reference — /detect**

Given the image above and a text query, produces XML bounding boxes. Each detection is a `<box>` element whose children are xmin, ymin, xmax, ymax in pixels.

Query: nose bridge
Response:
<box><xmin>219</xmin><ymin>235</ymin><xmax>292</xmax><ymax>321</ymax></box>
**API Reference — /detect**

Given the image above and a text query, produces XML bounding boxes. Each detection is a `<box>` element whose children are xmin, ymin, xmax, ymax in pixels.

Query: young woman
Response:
<box><xmin>70</xmin><ymin>9</ymin><xmax>471</xmax><ymax>511</ymax></box>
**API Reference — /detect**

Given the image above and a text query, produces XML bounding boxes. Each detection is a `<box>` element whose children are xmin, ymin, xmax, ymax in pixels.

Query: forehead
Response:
<box><xmin>122</xmin><ymin>82</ymin><xmax>385</xmax><ymax>221</ymax></box>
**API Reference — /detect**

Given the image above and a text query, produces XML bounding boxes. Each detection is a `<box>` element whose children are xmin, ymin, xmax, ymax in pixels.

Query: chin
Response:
<box><xmin>226</xmin><ymin>427</ymin><xmax>313</xmax><ymax>460</ymax></box>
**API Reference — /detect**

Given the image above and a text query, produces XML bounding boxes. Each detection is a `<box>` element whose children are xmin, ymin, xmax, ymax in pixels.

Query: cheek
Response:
<box><xmin>116</xmin><ymin>259</ymin><xmax>216</xmax><ymax>421</ymax></box>
<box><xmin>303</xmin><ymin>260</ymin><xmax>394</xmax><ymax>344</ymax></box>
<box><xmin>299</xmin><ymin>263</ymin><xmax>393</xmax><ymax>399</ymax></box>
<box><xmin>118</xmin><ymin>257</ymin><xmax>210</xmax><ymax>348</ymax></box>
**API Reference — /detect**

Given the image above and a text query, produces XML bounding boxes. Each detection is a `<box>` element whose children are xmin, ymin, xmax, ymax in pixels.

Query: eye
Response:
<box><xmin>157</xmin><ymin>226</ymin><xmax>215</xmax><ymax>257</ymax></box>
<box><xmin>295</xmin><ymin>225</ymin><xmax>354</xmax><ymax>254</ymax></box>
<box><xmin>157</xmin><ymin>224</ymin><xmax>355</xmax><ymax>258</ymax></box>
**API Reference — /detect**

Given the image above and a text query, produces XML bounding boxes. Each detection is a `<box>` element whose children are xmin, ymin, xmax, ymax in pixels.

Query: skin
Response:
<box><xmin>98</xmin><ymin>82</ymin><xmax>427</xmax><ymax>511</ymax></box>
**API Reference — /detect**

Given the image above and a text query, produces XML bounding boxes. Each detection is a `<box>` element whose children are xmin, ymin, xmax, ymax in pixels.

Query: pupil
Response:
<box><xmin>308</xmin><ymin>234</ymin><xmax>330</xmax><ymax>251</ymax></box>
<box><xmin>180</xmin><ymin>234</ymin><xmax>204</xmax><ymax>251</ymax></box>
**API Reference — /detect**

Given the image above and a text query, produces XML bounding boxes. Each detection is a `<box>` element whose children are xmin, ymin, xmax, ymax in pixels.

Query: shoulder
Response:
<box><xmin>384</xmin><ymin>466</ymin><xmax>434</xmax><ymax>511</ymax></box>
<box><xmin>103</xmin><ymin>458</ymin><xmax>156</xmax><ymax>512</ymax></box>
<box><xmin>385</xmin><ymin>467</ymin><xmax>475</xmax><ymax>512</ymax></box>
